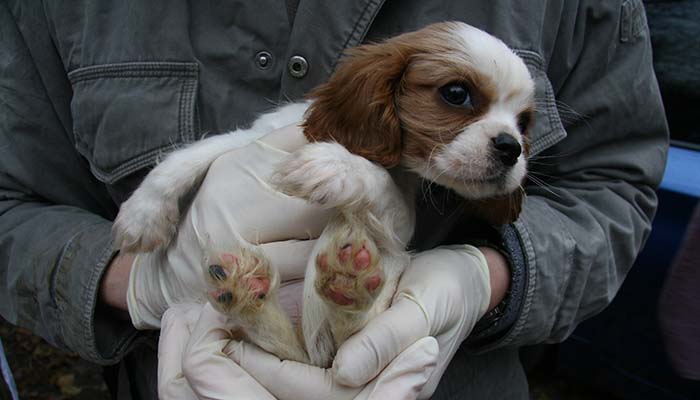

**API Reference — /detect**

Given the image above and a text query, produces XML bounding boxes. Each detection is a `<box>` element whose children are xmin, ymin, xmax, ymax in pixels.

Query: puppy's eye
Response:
<box><xmin>439</xmin><ymin>83</ymin><xmax>471</xmax><ymax>107</ymax></box>
<box><xmin>517</xmin><ymin>110</ymin><xmax>533</xmax><ymax>133</ymax></box>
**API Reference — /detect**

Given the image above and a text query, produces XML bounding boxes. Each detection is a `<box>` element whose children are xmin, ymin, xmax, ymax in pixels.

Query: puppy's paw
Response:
<box><xmin>205</xmin><ymin>246</ymin><xmax>278</xmax><ymax>321</ymax></box>
<box><xmin>113</xmin><ymin>188</ymin><xmax>179</xmax><ymax>252</ymax></box>
<box><xmin>273</xmin><ymin>142</ymin><xmax>380</xmax><ymax>209</ymax></box>
<box><xmin>315</xmin><ymin>224</ymin><xmax>384</xmax><ymax>312</ymax></box>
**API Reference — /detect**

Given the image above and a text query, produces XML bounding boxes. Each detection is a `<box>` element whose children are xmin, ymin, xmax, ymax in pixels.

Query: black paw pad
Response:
<box><xmin>217</xmin><ymin>291</ymin><xmax>233</xmax><ymax>304</ymax></box>
<box><xmin>208</xmin><ymin>264</ymin><xmax>227</xmax><ymax>281</ymax></box>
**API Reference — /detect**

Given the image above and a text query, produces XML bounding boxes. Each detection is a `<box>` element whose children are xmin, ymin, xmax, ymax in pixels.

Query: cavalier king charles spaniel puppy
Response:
<box><xmin>114</xmin><ymin>21</ymin><xmax>534</xmax><ymax>367</ymax></box>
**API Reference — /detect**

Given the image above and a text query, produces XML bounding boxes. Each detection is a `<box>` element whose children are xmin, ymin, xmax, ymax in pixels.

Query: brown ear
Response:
<box><xmin>303</xmin><ymin>40</ymin><xmax>413</xmax><ymax>168</ymax></box>
<box><xmin>460</xmin><ymin>190</ymin><xmax>524</xmax><ymax>225</ymax></box>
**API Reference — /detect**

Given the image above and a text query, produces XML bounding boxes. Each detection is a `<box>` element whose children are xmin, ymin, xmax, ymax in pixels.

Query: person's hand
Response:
<box><xmin>158</xmin><ymin>301</ymin><xmax>439</xmax><ymax>400</ymax></box>
<box><xmin>331</xmin><ymin>245</ymin><xmax>493</xmax><ymax>398</ymax></box>
<box><xmin>125</xmin><ymin>125</ymin><xmax>331</xmax><ymax>329</ymax></box>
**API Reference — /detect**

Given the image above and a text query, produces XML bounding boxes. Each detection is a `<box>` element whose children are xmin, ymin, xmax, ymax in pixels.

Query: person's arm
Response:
<box><xmin>468</xmin><ymin>0</ymin><xmax>668</xmax><ymax>350</ymax></box>
<box><xmin>0</xmin><ymin>1</ymin><xmax>137</xmax><ymax>364</ymax></box>
<box><xmin>100</xmin><ymin>253</ymin><xmax>135</xmax><ymax>320</ymax></box>
<box><xmin>478</xmin><ymin>246</ymin><xmax>511</xmax><ymax>312</ymax></box>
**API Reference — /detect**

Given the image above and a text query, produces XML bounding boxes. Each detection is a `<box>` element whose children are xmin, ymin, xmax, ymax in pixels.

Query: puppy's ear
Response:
<box><xmin>303</xmin><ymin>40</ymin><xmax>413</xmax><ymax>168</ymax></box>
<box><xmin>461</xmin><ymin>190</ymin><xmax>524</xmax><ymax>225</ymax></box>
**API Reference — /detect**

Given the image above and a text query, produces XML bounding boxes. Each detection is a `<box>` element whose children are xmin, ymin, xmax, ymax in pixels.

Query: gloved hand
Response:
<box><xmin>158</xmin><ymin>300</ymin><xmax>439</xmax><ymax>400</ymax></box>
<box><xmin>127</xmin><ymin>125</ymin><xmax>331</xmax><ymax>329</ymax></box>
<box><xmin>331</xmin><ymin>245</ymin><xmax>492</xmax><ymax>398</ymax></box>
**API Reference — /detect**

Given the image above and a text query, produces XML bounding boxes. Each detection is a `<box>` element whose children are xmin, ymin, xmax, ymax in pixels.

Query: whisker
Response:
<box><xmin>528</xmin><ymin>170</ymin><xmax>559</xmax><ymax>180</ymax></box>
<box><xmin>526</xmin><ymin>174</ymin><xmax>561</xmax><ymax>198</ymax></box>
<box><xmin>421</xmin><ymin>144</ymin><xmax>445</xmax><ymax>210</ymax></box>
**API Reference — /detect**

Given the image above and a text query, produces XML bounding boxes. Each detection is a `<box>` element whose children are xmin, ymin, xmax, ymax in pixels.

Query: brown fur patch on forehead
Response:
<box><xmin>397</xmin><ymin>55</ymin><xmax>497</xmax><ymax>160</ymax></box>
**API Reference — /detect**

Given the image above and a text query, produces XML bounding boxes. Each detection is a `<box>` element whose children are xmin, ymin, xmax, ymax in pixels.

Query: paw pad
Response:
<box><xmin>315</xmin><ymin>229</ymin><xmax>384</xmax><ymax>311</ymax></box>
<box><xmin>204</xmin><ymin>247</ymin><xmax>277</xmax><ymax>317</ymax></box>
<box><xmin>208</xmin><ymin>264</ymin><xmax>228</xmax><ymax>281</ymax></box>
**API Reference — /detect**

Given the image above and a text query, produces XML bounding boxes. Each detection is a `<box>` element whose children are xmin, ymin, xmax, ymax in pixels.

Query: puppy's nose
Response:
<box><xmin>492</xmin><ymin>133</ymin><xmax>521</xmax><ymax>167</ymax></box>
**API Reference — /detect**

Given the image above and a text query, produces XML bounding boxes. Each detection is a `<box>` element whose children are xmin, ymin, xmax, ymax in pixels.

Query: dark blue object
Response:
<box><xmin>555</xmin><ymin>146</ymin><xmax>700</xmax><ymax>399</ymax></box>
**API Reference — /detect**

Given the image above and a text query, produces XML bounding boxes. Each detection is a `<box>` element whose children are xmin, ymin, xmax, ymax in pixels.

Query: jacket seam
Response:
<box><xmin>3</xmin><ymin>1</ymin><xmax>74</xmax><ymax>146</ymax></box>
<box><xmin>68</xmin><ymin>61</ymin><xmax>198</xmax><ymax>83</ymax></box>
<box><xmin>333</xmin><ymin>0</ymin><xmax>384</xmax><ymax>70</ymax></box>
<box><xmin>88</xmin><ymin>144</ymin><xmax>180</xmax><ymax>184</ymax></box>
<box><xmin>180</xmin><ymin>76</ymin><xmax>198</xmax><ymax>143</ymax></box>
<box><xmin>513</xmin><ymin>49</ymin><xmax>567</xmax><ymax>156</ymax></box>
<box><xmin>178</xmin><ymin>79</ymin><xmax>187</xmax><ymax>142</ymax></box>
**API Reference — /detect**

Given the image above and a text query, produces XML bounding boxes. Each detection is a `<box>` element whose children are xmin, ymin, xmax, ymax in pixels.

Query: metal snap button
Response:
<box><xmin>255</xmin><ymin>51</ymin><xmax>273</xmax><ymax>70</ymax></box>
<box><xmin>288</xmin><ymin>55</ymin><xmax>308</xmax><ymax>78</ymax></box>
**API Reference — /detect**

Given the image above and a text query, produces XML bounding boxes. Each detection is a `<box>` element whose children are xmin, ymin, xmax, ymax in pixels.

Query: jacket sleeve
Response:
<box><xmin>0</xmin><ymin>1</ymin><xmax>137</xmax><ymax>364</ymax></box>
<box><xmin>469</xmin><ymin>0</ymin><xmax>668</xmax><ymax>350</ymax></box>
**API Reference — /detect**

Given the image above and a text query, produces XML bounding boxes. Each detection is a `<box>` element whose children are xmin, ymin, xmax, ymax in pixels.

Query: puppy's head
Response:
<box><xmin>304</xmin><ymin>22</ymin><xmax>534</xmax><ymax>224</ymax></box>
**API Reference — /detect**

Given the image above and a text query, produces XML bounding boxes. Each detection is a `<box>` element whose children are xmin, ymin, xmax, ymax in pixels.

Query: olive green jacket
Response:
<box><xmin>0</xmin><ymin>0</ymin><xmax>667</xmax><ymax>398</ymax></box>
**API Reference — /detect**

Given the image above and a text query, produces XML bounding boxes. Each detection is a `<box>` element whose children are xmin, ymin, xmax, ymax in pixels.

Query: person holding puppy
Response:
<box><xmin>0</xmin><ymin>1</ymin><xmax>667</xmax><ymax>399</ymax></box>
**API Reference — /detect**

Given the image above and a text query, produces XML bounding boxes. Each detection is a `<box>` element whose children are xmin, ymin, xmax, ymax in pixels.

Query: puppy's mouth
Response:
<box><xmin>405</xmin><ymin>155</ymin><xmax>526</xmax><ymax>199</ymax></box>
<box><xmin>466</xmin><ymin>173</ymin><xmax>507</xmax><ymax>185</ymax></box>
<box><xmin>432</xmin><ymin>173</ymin><xmax>506</xmax><ymax>198</ymax></box>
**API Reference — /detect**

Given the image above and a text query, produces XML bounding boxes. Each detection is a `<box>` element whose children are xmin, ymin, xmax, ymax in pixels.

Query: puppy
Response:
<box><xmin>114</xmin><ymin>21</ymin><xmax>534</xmax><ymax>367</ymax></box>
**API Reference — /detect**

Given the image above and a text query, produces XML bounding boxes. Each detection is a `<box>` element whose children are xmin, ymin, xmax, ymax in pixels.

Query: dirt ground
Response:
<box><xmin>0</xmin><ymin>318</ymin><xmax>109</xmax><ymax>400</ymax></box>
<box><xmin>1</xmin><ymin>317</ymin><xmax>615</xmax><ymax>400</ymax></box>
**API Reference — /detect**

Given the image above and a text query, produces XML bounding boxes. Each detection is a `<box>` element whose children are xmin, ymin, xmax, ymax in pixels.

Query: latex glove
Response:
<box><xmin>332</xmin><ymin>245</ymin><xmax>492</xmax><ymax>398</ymax></box>
<box><xmin>128</xmin><ymin>125</ymin><xmax>330</xmax><ymax>329</ymax></box>
<box><xmin>158</xmin><ymin>301</ymin><xmax>439</xmax><ymax>400</ymax></box>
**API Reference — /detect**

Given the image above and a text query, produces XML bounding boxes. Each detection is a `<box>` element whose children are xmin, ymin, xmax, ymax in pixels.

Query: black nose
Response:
<box><xmin>492</xmin><ymin>133</ymin><xmax>521</xmax><ymax>167</ymax></box>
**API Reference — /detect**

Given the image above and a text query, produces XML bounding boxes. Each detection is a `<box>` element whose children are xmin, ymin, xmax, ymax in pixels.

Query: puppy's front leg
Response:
<box><xmin>277</xmin><ymin>142</ymin><xmax>414</xmax><ymax>365</ymax></box>
<box><xmin>113</xmin><ymin>103</ymin><xmax>308</xmax><ymax>252</ymax></box>
<box><xmin>301</xmin><ymin>210</ymin><xmax>411</xmax><ymax>367</ymax></box>
<box><xmin>314</xmin><ymin>214</ymin><xmax>410</xmax><ymax>340</ymax></box>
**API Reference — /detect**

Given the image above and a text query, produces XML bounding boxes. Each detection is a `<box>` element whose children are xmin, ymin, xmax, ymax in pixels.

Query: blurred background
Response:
<box><xmin>2</xmin><ymin>1</ymin><xmax>699</xmax><ymax>399</ymax></box>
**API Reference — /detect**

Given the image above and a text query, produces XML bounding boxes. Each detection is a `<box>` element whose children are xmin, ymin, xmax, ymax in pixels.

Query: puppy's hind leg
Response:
<box><xmin>281</xmin><ymin>142</ymin><xmax>415</xmax><ymax>363</ymax></box>
<box><xmin>203</xmin><ymin>237</ymin><xmax>308</xmax><ymax>363</ymax></box>
<box><xmin>311</xmin><ymin>213</ymin><xmax>409</xmax><ymax>346</ymax></box>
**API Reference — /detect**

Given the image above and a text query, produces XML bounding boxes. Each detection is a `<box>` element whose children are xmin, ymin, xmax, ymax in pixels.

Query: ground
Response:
<box><xmin>0</xmin><ymin>319</ymin><xmax>109</xmax><ymax>400</ymax></box>
<box><xmin>1</xmin><ymin>317</ymin><xmax>618</xmax><ymax>400</ymax></box>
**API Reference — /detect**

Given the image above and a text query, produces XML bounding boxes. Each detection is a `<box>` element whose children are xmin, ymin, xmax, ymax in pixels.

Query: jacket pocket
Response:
<box><xmin>513</xmin><ymin>50</ymin><xmax>566</xmax><ymax>157</ymax></box>
<box><xmin>68</xmin><ymin>62</ymin><xmax>199</xmax><ymax>184</ymax></box>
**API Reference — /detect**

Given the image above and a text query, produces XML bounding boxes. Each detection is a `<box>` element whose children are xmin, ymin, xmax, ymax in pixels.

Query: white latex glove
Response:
<box><xmin>128</xmin><ymin>125</ymin><xmax>330</xmax><ymax>329</ymax></box>
<box><xmin>332</xmin><ymin>245</ymin><xmax>492</xmax><ymax>399</ymax></box>
<box><xmin>158</xmin><ymin>300</ymin><xmax>439</xmax><ymax>400</ymax></box>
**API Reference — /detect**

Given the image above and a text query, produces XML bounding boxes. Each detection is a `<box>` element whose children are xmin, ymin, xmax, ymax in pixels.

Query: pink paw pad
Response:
<box><xmin>221</xmin><ymin>253</ymin><xmax>238</xmax><ymax>265</ymax></box>
<box><xmin>364</xmin><ymin>275</ymin><xmax>382</xmax><ymax>292</ymax></box>
<box><xmin>338</xmin><ymin>244</ymin><xmax>353</xmax><ymax>263</ymax></box>
<box><xmin>247</xmin><ymin>277</ymin><xmax>271</xmax><ymax>299</ymax></box>
<box><xmin>315</xmin><ymin>230</ymin><xmax>382</xmax><ymax>310</ymax></box>
<box><xmin>323</xmin><ymin>288</ymin><xmax>355</xmax><ymax>306</ymax></box>
<box><xmin>353</xmin><ymin>246</ymin><xmax>372</xmax><ymax>270</ymax></box>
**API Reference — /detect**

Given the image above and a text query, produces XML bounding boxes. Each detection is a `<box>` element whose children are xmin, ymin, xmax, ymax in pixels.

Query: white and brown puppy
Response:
<box><xmin>114</xmin><ymin>21</ymin><xmax>534</xmax><ymax>367</ymax></box>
